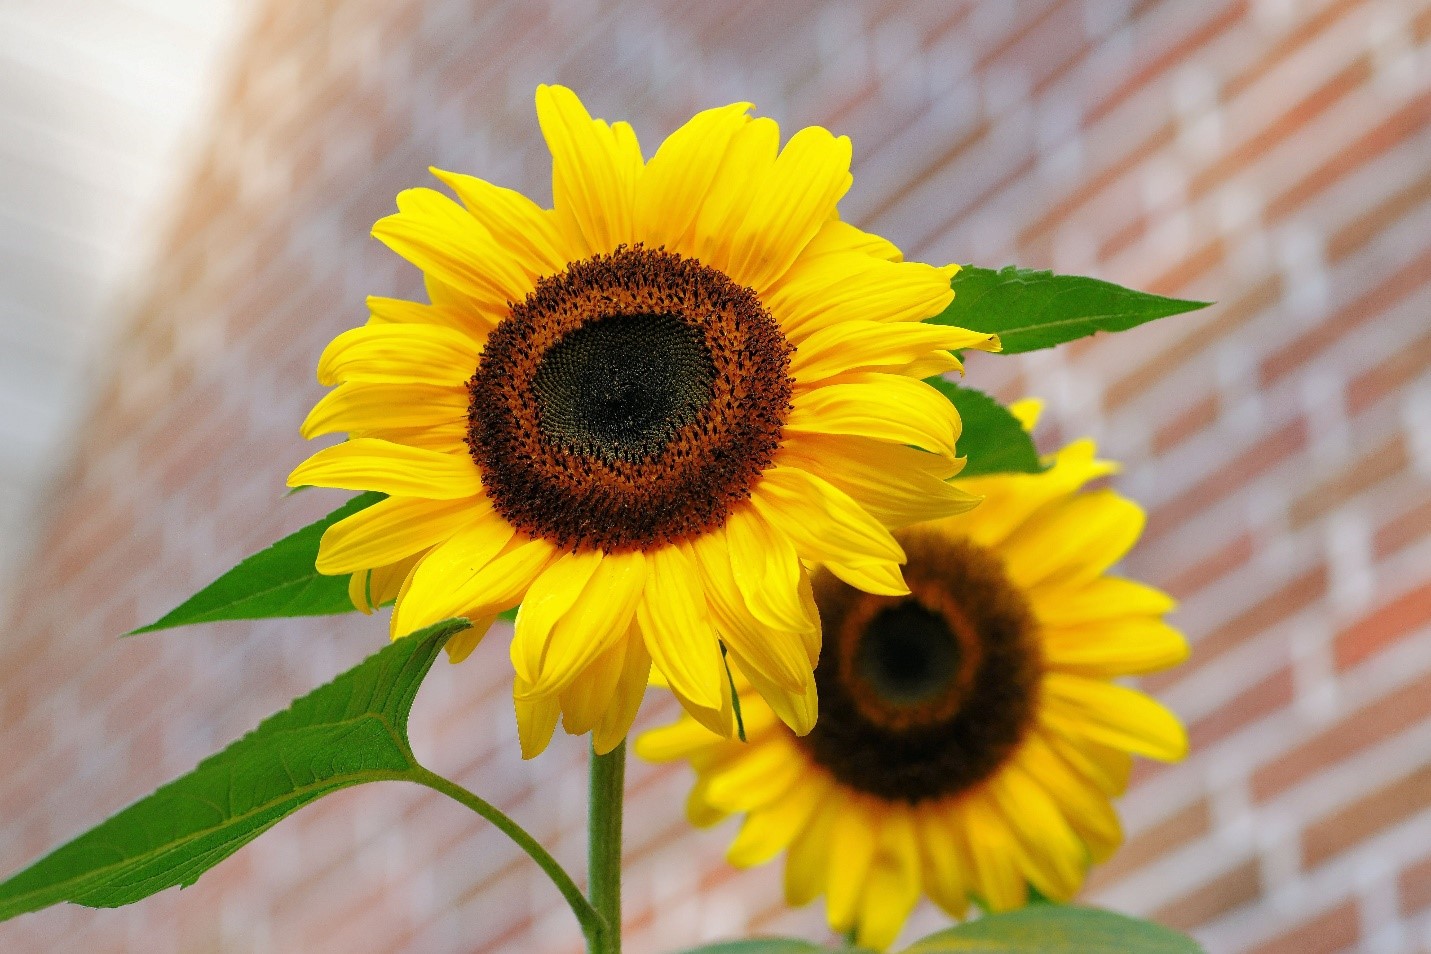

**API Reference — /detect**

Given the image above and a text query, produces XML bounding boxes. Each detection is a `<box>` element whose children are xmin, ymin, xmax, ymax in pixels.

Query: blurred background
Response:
<box><xmin>0</xmin><ymin>1</ymin><xmax>1427</xmax><ymax>952</ymax></box>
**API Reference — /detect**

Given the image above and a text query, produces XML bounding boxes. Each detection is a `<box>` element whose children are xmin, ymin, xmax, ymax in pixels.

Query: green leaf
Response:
<box><xmin>131</xmin><ymin>492</ymin><xmax>385</xmax><ymax>633</ymax></box>
<box><xmin>934</xmin><ymin>266</ymin><xmax>1209</xmax><ymax>354</ymax></box>
<box><xmin>0</xmin><ymin>618</ymin><xmax>469</xmax><ymax>920</ymax></box>
<box><xmin>925</xmin><ymin>380</ymin><xmax>1044</xmax><ymax>478</ymax></box>
<box><xmin>902</xmin><ymin>905</ymin><xmax>1203</xmax><ymax>953</ymax></box>
<box><xmin>675</xmin><ymin>940</ymin><xmax>835</xmax><ymax>953</ymax></box>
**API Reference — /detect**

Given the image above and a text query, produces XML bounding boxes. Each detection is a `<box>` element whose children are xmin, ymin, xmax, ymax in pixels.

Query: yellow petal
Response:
<box><xmin>365</xmin><ymin>293</ymin><xmax>496</xmax><ymax>336</ymax></box>
<box><xmin>916</xmin><ymin>804</ymin><xmax>970</xmax><ymax>918</ymax></box>
<box><xmin>727</xmin><ymin>774</ymin><xmax>825</xmax><ymax>867</ymax></box>
<box><xmin>1042</xmin><ymin>673</ymin><xmax>1189</xmax><ymax>761</ymax></box>
<box><xmin>691</xmin><ymin>117</ymin><xmax>780</xmax><ymax>269</ymax></box>
<box><xmin>718</xmin><ymin>125</ymin><xmax>853</xmax><ymax>292</ymax></box>
<box><xmin>825</xmin><ymin>798</ymin><xmax>878</xmax><ymax>933</ymax></box>
<box><xmin>1042</xmin><ymin>617</ymin><xmax>1190</xmax><ymax>677</ymax></box>
<box><xmin>510</xmin><ymin>549</ymin><xmax>604</xmax><ymax>687</ymax></box>
<box><xmin>444</xmin><ymin>613</ymin><xmax>497</xmax><ymax>664</ymax></box>
<box><xmin>318</xmin><ymin>495</ymin><xmax>478</xmax><ymax>574</ymax></box>
<box><xmin>854</xmin><ymin>807</ymin><xmax>922</xmax><ymax>950</ymax></box>
<box><xmin>636</xmin><ymin>545</ymin><xmax>727</xmax><ymax>712</ymax></box>
<box><xmin>785</xmin><ymin>791</ymin><xmax>839</xmax><ymax>906</ymax></box>
<box><xmin>767</xmin><ymin>256</ymin><xmax>953</xmax><ymax>342</ymax></box>
<box><xmin>1008</xmin><ymin>398</ymin><xmax>1044</xmax><ymax>432</ymax></box>
<box><xmin>515</xmin><ymin>676</ymin><xmax>560</xmax><ymax>760</ymax></box>
<box><xmin>348</xmin><ymin>549</ymin><xmax>425</xmax><ymax>614</ymax></box>
<box><xmin>722</xmin><ymin>506</ymin><xmax>818</xmax><ymax>635</ymax></box>
<box><xmin>429</xmin><ymin>167</ymin><xmax>568</xmax><ymax>276</ymax></box>
<box><xmin>986</xmin><ymin>764</ymin><xmax>1087</xmax><ymax>902</ymax></box>
<box><xmin>317</xmin><ymin>323</ymin><xmax>482</xmax><ymax>387</ymax></box>
<box><xmin>786</xmin><ymin>373</ymin><xmax>962</xmax><ymax>458</ymax></box>
<box><xmin>1017</xmin><ymin>733</ymin><xmax>1123</xmax><ymax>863</ymax></box>
<box><xmin>392</xmin><ymin>527</ymin><xmax>556</xmax><ymax>638</ymax></box>
<box><xmin>636</xmin><ymin>102</ymin><xmax>753</xmax><ymax>252</ymax></box>
<box><xmin>948</xmin><ymin>440</ymin><xmax>1117</xmax><ymax>548</ymax></box>
<box><xmin>592</xmin><ymin>632</ymin><xmax>653</xmax><ymax>755</ymax></box>
<box><xmin>287</xmin><ymin>438</ymin><xmax>481</xmax><ymax>499</ymax></box>
<box><xmin>958</xmin><ymin>793</ymin><xmax>1027</xmax><ymax>912</ymax></box>
<box><xmin>301</xmin><ymin>381</ymin><xmax>469</xmax><ymax>440</ymax></box>
<box><xmin>1039</xmin><ymin>726</ymin><xmax>1132</xmax><ymax>798</ymax></box>
<box><xmin>798</xmin><ymin>218</ymin><xmax>903</xmax><ymax>262</ymax></box>
<box><xmin>728</xmin><ymin>647</ymin><xmax>818</xmax><ymax>736</ymax></box>
<box><xmin>688</xmin><ymin>528</ymin><xmax>810</xmax><ymax>693</ymax></box>
<box><xmin>535</xmin><ymin>84</ymin><xmax>643</xmax><ymax>256</ymax></box>
<box><xmin>752</xmin><ymin>465</ymin><xmax>907</xmax><ymax>596</ymax></box>
<box><xmin>998</xmin><ymin>489</ymin><xmax>1146</xmax><ymax>591</ymax></box>
<box><xmin>789</xmin><ymin>319</ymin><xmax>995</xmax><ymax>384</ymax></box>
<box><xmin>778</xmin><ymin>432</ymin><xmax>978</xmax><ymax>529</ymax></box>
<box><xmin>701</xmin><ymin>736</ymin><xmax>806</xmax><ymax>814</ymax></box>
<box><xmin>372</xmin><ymin>188</ymin><xmax>534</xmax><ymax>306</ymax></box>
<box><xmin>523</xmin><ymin>551</ymin><xmax>646</xmax><ymax>697</ymax></box>
<box><xmin>1030</xmin><ymin>576</ymin><xmax>1177</xmax><ymax>626</ymax></box>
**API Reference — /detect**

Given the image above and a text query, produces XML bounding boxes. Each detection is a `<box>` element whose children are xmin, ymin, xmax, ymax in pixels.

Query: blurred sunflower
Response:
<box><xmin>288</xmin><ymin>85</ymin><xmax>996</xmax><ymax>758</ymax></box>
<box><xmin>636</xmin><ymin>405</ymin><xmax>1189</xmax><ymax>948</ymax></box>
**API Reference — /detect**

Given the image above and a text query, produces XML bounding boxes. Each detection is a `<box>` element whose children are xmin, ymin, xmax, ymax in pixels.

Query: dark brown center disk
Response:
<box><xmin>467</xmin><ymin>246</ymin><xmax>793</xmax><ymax>552</ymax></box>
<box><xmin>797</xmin><ymin>529</ymin><xmax>1043</xmax><ymax>804</ymax></box>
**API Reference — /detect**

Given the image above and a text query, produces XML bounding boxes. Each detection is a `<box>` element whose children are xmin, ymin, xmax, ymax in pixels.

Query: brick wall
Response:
<box><xmin>1</xmin><ymin>1</ymin><xmax>1427</xmax><ymax>952</ymax></box>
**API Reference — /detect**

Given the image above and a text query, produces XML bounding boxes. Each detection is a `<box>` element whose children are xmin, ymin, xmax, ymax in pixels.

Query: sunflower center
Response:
<box><xmin>798</xmin><ymin>531</ymin><xmax>1043</xmax><ymax>804</ymax></box>
<box><xmin>468</xmin><ymin>246</ymin><xmax>792</xmax><ymax>553</ymax></box>
<box><xmin>531</xmin><ymin>312</ymin><xmax>715</xmax><ymax>464</ymax></box>
<box><xmin>854</xmin><ymin>602</ymin><xmax>962</xmax><ymax>707</ymax></box>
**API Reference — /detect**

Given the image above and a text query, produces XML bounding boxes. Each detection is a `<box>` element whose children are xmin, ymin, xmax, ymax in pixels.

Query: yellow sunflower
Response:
<box><xmin>636</xmin><ymin>405</ymin><xmax>1189</xmax><ymax>948</ymax></box>
<box><xmin>287</xmin><ymin>85</ymin><xmax>997</xmax><ymax>759</ymax></box>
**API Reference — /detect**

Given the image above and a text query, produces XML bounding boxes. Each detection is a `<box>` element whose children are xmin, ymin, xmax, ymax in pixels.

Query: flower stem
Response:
<box><xmin>588</xmin><ymin>740</ymin><xmax>626</xmax><ymax>954</ymax></box>
<box><xmin>411</xmin><ymin>766</ymin><xmax>605</xmax><ymax>948</ymax></box>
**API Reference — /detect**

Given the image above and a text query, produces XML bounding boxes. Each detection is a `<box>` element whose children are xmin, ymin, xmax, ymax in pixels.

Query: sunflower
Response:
<box><xmin>287</xmin><ymin>85</ymin><xmax>997</xmax><ymax>758</ymax></box>
<box><xmin>636</xmin><ymin>406</ymin><xmax>1189</xmax><ymax>948</ymax></box>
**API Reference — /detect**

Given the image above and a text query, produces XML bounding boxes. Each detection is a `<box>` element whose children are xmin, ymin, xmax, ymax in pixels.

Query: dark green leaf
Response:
<box><xmin>131</xmin><ymin>492</ymin><xmax>385</xmax><ymax>634</ymax></box>
<box><xmin>925</xmin><ymin>380</ymin><xmax>1044</xmax><ymax>478</ymax></box>
<box><xmin>0</xmin><ymin>618</ymin><xmax>469</xmax><ymax>920</ymax></box>
<box><xmin>902</xmin><ymin>905</ymin><xmax>1203</xmax><ymax>953</ymax></box>
<box><xmin>675</xmin><ymin>940</ymin><xmax>834</xmax><ymax>953</ymax></box>
<box><xmin>934</xmin><ymin>266</ymin><xmax>1209</xmax><ymax>354</ymax></box>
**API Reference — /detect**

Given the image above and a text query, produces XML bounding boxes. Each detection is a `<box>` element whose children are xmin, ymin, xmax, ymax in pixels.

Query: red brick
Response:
<box><xmin>1084</xmin><ymin>798</ymin><xmax>1212</xmax><ymax>891</ymax></box>
<box><xmin>1104</xmin><ymin>275</ymin><xmax>1281</xmax><ymax>411</ymax></box>
<box><xmin>1164</xmin><ymin>531</ymin><xmax>1255</xmax><ymax>601</ymax></box>
<box><xmin>1289</xmin><ymin>435</ymin><xmax>1409</xmax><ymax>529</ymax></box>
<box><xmin>1349</xmin><ymin>324</ymin><xmax>1431</xmax><ymax>417</ymax></box>
<box><xmin>1252</xmin><ymin>671</ymin><xmax>1431</xmax><ymax>801</ymax></box>
<box><xmin>1334</xmin><ymin>580</ymin><xmax>1431</xmax><ymax>671</ymax></box>
<box><xmin>1148</xmin><ymin>565</ymin><xmax>1325</xmax><ymax>691</ymax></box>
<box><xmin>1402</xmin><ymin>854</ymin><xmax>1431</xmax><ymax>916</ymax></box>
<box><xmin>1373</xmin><ymin>490</ymin><xmax>1431</xmax><ymax>560</ymax></box>
<box><xmin>1152</xmin><ymin>394</ymin><xmax>1221</xmax><ymax>455</ymax></box>
<box><xmin>1302</xmin><ymin>765</ymin><xmax>1431</xmax><ymax>868</ymax></box>
<box><xmin>1087</xmin><ymin>2</ymin><xmax>1248</xmax><ymax>126</ymax></box>
<box><xmin>1248</xmin><ymin>900</ymin><xmax>1360</xmax><ymax>954</ymax></box>
<box><xmin>1188</xmin><ymin>666</ymin><xmax>1294</xmax><ymax>750</ymax></box>
<box><xmin>1192</xmin><ymin>56</ymin><xmax>1373</xmax><ymax>202</ymax></box>
<box><xmin>1144</xmin><ymin>417</ymin><xmax>1307</xmax><ymax>544</ymax></box>
<box><xmin>1260</xmin><ymin>245</ymin><xmax>1431</xmax><ymax>385</ymax></box>
<box><xmin>1151</xmin><ymin>857</ymin><xmax>1262</xmax><ymax>931</ymax></box>
<box><xmin>1268</xmin><ymin>90</ymin><xmax>1431</xmax><ymax>225</ymax></box>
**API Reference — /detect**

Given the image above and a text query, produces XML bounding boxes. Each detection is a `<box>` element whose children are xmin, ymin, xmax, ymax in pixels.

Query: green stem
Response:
<box><xmin>588</xmin><ymin>740</ymin><xmax>626</xmax><ymax>954</ymax></box>
<box><xmin>412</xmin><ymin>766</ymin><xmax>605</xmax><ymax>947</ymax></box>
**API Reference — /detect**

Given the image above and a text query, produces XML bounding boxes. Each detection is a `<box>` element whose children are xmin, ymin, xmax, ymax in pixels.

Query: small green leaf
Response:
<box><xmin>934</xmin><ymin>266</ymin><xmax>1209</xmax><ymax>354</ymax></box>
<box><xmin>0</xmin><ymin>618</ymin><xmax>469</xmax><ymax>920</ymax></box>
<box><xmin>902</xmin><ymin>905</ymin><xmax>1203</xmax><ymax>953</ymax></box>
<box><xmin>676</xmin><ymin>940</ymin><xmax>834</xmax><ymax>953</ymax></box>
<box><xmin>926</xmin><ymin>380</ymin><xmax>1044</xmax><ymax>478</ymax></box>
<box><xmin>131</xmin><ymin>492</ymin><xmax>385</xmax><ymax>633</ymax></box>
